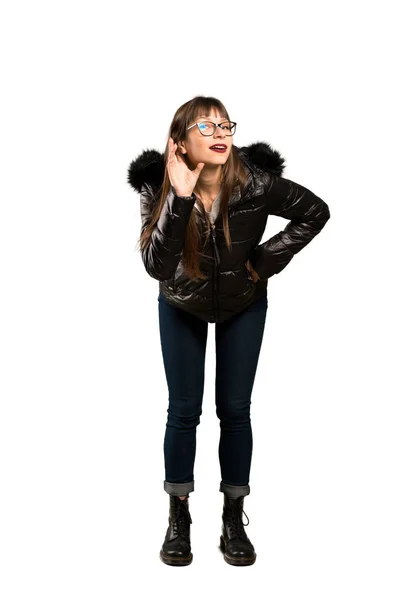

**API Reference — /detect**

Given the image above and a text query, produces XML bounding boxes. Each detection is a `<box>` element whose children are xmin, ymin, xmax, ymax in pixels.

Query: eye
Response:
<box><xmin>220</xmin><ymin>122</ymin><xmax>234</xmax><ymax>131</ymax></box>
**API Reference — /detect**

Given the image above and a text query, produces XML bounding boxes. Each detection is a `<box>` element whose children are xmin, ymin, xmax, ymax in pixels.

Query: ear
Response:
<box><xmin>177</xmin><ymin>140</ymin><xmax>187</xmax><ymax>155</ymax></box>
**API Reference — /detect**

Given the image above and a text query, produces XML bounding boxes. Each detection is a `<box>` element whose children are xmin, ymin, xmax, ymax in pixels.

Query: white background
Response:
<box><xmin>1</xmin><ymin>0</ymin><xmax>399</xmax><ymax>598</ymax></box>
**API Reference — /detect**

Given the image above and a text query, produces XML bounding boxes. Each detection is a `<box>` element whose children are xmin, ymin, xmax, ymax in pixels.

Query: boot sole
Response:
<box><xmin>220</xmin><ymin>535</ymin><xmax>256</xmax><ymax>566</ymax></box>
<box><xmin>159</xmin><ymin>550</ymin><xmax>193</xmax><ymax>566</ymax></box>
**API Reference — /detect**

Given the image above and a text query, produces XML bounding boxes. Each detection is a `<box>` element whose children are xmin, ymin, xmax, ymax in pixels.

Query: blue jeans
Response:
<box><xmin>158</xmin><ymin>292</ymin><xmax>268</xmax><ymax>498</ymax></box>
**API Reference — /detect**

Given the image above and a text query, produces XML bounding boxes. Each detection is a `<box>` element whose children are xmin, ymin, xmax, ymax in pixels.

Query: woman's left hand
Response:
<box><xmin>245</xmin><ymin>259</ymin><xmax>261</xmax><ymax>283</ymax></box>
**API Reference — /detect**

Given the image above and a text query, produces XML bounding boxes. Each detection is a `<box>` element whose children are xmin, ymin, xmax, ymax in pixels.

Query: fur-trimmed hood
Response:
<box><xmin>127</xmin><ymin>141</ymin><xmax>286</xmax><ymax>194</ymax></box>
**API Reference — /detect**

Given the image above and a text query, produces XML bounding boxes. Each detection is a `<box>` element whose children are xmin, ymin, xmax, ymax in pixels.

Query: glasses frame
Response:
<box><xmin>186</xmin><ymin>120</ymin><xmax>237</xmax><ymax>136</ymax></box>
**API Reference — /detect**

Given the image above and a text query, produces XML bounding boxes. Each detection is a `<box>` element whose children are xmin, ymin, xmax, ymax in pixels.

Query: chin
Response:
<box><xmin>208</xmin><ymin>153</ymin><xmax>230</xmax><ymax>163</ymax></box>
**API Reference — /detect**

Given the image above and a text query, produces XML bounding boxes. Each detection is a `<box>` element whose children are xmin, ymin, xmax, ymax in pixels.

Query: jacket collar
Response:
<box><xmin>127</xmin><ymin>141</ymin><xmax>286</xmax><ymax>194</ymax></box>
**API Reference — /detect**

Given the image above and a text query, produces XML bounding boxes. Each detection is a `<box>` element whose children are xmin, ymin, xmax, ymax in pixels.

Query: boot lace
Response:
<box><xmin>172</xmin><ymin>501</ymin><xmax>192</xmax><ymax>540</ymax></box>
<box><xmin>225</xmin><ymin>503</ymin><xmax>250</xmax><ymax>542</ymax></box>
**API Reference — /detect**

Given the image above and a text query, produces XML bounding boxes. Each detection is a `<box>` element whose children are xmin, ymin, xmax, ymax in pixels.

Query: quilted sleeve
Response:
<box><xmin>249</xmin><ymin>173</ymin><xmax>331</xmax><ymax>280</ymax></box>
<box><xmin>140</xmin><ymin>183</ymin><xmax>196</xmax><ymax>281</ymax></box>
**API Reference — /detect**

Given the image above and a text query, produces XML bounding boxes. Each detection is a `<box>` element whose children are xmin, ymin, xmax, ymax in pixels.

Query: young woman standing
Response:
<box><xmin>127</xmin><ymin>96</ymin><xmax>331</xmax><ymax>566</ymax></box>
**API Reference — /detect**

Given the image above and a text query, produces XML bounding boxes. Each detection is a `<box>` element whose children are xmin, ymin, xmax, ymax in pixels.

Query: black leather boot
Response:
<box><xmin>220</xmin><ymin>493</ymin><xmax>256</xmax><ymax>566</ymax></box>
<box><xmin>160</xmin><ymin>494</ymin><xmax>193</xmax><ymax>566</ymax></box>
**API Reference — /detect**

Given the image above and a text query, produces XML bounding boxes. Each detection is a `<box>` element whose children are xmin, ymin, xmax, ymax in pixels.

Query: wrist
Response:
<box><xmin>172</xmin><ymin>186</ymin><xmax>193</xmax><ymax>198</ymax></box>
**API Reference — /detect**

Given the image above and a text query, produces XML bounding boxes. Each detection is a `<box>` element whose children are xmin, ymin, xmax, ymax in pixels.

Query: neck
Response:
<box><xmin>193</xmin><ymin>164</ymin><xmax>223</xmax><ymax>199</ymax></box>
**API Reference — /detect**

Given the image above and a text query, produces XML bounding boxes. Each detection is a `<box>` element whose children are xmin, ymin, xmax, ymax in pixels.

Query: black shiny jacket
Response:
<box><xmin>127</xmin><ymin>142</ymin><xmax>331</xmax><ymax>323</ymax></box>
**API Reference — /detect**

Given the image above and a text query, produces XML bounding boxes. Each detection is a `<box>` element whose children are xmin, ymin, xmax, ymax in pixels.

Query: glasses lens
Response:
<box><xmin>220</xmin><ymin>121</ymin><xmax>236</xmax><ymax>135</ymax></box>
<box><xmin>198</xmin><ymin>122</ymin><xmax>214</xmax><ymax>135</ymax></box>
<box><xmin>197</xmin><ymin>121</ymin><xmax>236</xmax><ymax>136</ymax></box>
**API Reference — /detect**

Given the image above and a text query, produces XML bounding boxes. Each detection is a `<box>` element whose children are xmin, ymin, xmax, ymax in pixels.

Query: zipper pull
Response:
<box><xmin>211</xmin><ymin>224</ymin><xmax>220</xmax><ymax>265</ymax></box>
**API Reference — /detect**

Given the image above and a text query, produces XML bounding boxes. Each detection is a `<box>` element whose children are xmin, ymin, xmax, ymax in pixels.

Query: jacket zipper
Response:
<box><xmin>210</xmin><ymin>222</ymin><xmax>220</xmax><ymax>322</ymax></box>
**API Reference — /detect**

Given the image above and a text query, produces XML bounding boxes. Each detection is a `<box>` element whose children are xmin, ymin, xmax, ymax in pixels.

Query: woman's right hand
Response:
<box><xmin>167</xmin><ymin>137</ymin><xmax>205</xmax><ymax>197</ymax></box>
<box><xmin>245</xmin><ymin>259</ymin><xmax>261</xmax><ymax>283</ymax></box>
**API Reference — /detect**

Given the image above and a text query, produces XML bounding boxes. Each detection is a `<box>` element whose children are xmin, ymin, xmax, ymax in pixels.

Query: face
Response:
<box><xmin>178</xmin><ymin>109</ymin><xmax>234</xmax><ymax>170</ymax></box>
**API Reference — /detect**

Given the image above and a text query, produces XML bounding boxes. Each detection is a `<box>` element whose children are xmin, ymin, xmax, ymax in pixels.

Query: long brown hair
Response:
<box><xmin>137</xmin><ymin>96</ymin><xmax>249</xmax><ymax>281</ymax></box>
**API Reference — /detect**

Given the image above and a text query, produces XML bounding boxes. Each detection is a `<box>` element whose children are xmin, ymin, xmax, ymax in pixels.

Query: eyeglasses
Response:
<box><xmin>186</xmin><ymin>120</ymin><xmax>237</xmax><ymax>136</ymax></box>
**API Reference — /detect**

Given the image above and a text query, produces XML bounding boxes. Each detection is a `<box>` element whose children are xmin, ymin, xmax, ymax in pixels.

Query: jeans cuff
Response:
<box><xmin>164</xmin><ymin>480</ymin><xmax>195</xmax><ymax>495</ymax></box>
<box><xmin>219</xmin><ymin>481</ymin><xmax>250</xmax><ymax>498</ymax></box>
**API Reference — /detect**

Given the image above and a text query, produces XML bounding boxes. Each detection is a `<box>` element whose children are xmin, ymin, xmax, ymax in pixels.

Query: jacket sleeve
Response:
<box><xmin>249</xmin><ymin>173</ymin><xmax>331</xmax><ymax>280</ymax></box>
<box><xmin>140</xmin><ymin>183</ymin><xmax>196</xmax><ymax>281</ymax></box>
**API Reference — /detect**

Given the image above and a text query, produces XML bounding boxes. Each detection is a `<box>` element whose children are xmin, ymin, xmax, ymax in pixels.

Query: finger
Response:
<box><xmin>168</xmin><ymin>143</ymin><xmax>177</xmax><ymax>162</ymax></box>
<box><xmin>171</xmin><ymin>148</ymin><xmax>181</xmax><ymax>165</ymax></box>
<box><xmin>169</xmin><ymin>141</ymin><xmax>177</xmax><ymax>156</ymax></box>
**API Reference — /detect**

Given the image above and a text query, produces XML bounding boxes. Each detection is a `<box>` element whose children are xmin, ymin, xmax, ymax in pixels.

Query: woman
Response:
<box><xmin>127</xmin><ymin>96</ymin><xmax>331</xmax><ymax>567</ymax></box>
